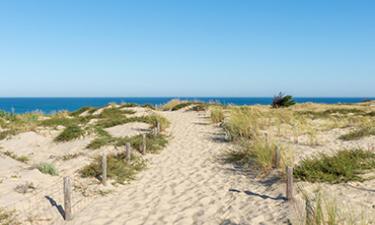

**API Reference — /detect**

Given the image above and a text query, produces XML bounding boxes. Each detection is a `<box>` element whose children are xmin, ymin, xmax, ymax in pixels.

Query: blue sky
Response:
<box><xmin>0</xmin><ymin>0</ymin><xmax>374</xmax><ymax>97</ymax></box>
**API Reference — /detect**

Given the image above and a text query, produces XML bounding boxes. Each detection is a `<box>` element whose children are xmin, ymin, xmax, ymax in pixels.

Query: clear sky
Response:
<box><xmin>0</xmin><ymin>0</ymin><xmax>374</xmax><ymax>97</ymax></box>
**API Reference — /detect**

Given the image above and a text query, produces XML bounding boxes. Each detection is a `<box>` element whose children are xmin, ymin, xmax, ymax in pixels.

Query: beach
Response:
<box><xmin>0</xmin><ymin>101</ymin><xmax>374</xmax><ymax>225</ymax></box>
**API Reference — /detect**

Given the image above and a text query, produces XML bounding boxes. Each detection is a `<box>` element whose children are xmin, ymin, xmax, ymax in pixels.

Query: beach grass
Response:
<box><xmin>2</xmin><ymin>151</ymin><xmax>29</xmax><ymax>163</ymax></box>
<box><xmin>80</xmin><ymin>152</ymin><xmax>147</xmax><ymax>184</ymax></box>
<box><xmin>37</xmin><ymin>163</ymin><xmax>58</xmax><ymax>176</ymax></box>
<box><xmin>339</xmin><ymin>126</ymin><xmax>375</xmax><ymax>141</ymax></box>
<box><xmin>294</xmin><ymin>149</ymin><xmax>375</xmax><ymax>183</ymax></box>
<box><xmin>54</xmin><ymin>125</ymin><xmax>86</xmax><ymax>142</ymax></box>
<box><xmin>210</xmin><ymin>106</ymin><xmax>225</xmax><ymax>123</ymax></box>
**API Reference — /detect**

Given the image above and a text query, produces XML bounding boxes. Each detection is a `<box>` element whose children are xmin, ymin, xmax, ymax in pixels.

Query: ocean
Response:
<box><xmin>0</xmin><ymin>97</ymin><xmax>374</xmax><ymax>114</ymax></box>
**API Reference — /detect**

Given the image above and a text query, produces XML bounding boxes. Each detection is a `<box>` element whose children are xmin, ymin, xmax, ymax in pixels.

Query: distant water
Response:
<box><xmin>0</xmin><ymin>97</ymin><xmax>374</xmax><ymax>114</ymax></box>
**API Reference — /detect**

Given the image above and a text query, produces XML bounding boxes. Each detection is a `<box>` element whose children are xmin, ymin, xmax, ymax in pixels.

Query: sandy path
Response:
<box><xmin>63</xmin><ymin>111</ymin><xmax>288</xmax><ymax>225</ymax></box>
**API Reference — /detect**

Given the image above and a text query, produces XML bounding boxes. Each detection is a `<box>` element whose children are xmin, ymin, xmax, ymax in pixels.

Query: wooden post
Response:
<box><xmin>63</xmin><ymin>177</ymin><xmax>72</xmax><ymax>221</ymax></box>
<box><xmin>141</xmin><ymin>134</ymin><xmax>146</xmax><ymax>154</ymax></box>
<box><xmin>126</xmin><ymin>143</ymin><xmax>131</xmax><ymax>163</ymax></box>
<box><xmin>286</xmin><ymin>166</ymin><xmax>294</xmax><ymax>201</ymax></box>
<box><xmin>273</xmin><ymin>147</ymin><xmax>281</xmax><ymax>169</ymax></box>
<box><xmin>157</xmin><ymin>121</ymin><xmax>161</xmax><ymax>134</ymax></box>
<box><xmin>102</xmin><ymin>154</ymin><xmax>107</xmax><ymax>185</ymax></box>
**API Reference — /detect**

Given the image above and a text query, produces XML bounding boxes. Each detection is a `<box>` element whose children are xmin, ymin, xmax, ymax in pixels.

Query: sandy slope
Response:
<box><xmin>59</xmin><ymin>111</ymin><xmax>288</xmax><ymax>225</ymax></box>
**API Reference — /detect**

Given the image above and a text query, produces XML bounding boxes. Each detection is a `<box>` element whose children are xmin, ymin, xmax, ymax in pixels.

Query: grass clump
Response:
<box><xmin>54</xmin><ymin>125</ymin><xmax>85</xmax><ymax>142</ymax></box>
<box><xmin>210</xmin><ymin>107</ymin><xmax>225</xmax><ymax>123</ymax></box>
<box><xmin>70</xmin><ymin>107</ymin><xmax>96</xmax><ymax>117</ymax></box>
<box><xmin>224</xmin><ymin>139</ymin><xmax>292</xmax><ymax>175</ymax></box>
<box><xmin>0</xmin><ymin>207</ymin><xmax>19</xmax><ymax>225</ymax></box>
<box><xmin>37</xmin><ymin>163</ymin><xmax>58</xmax><ymax>176</ymax></box>
<box><xmin>272</xmin><ymin>92</ymin><xmax>296</xmax><ymax>108</ymax></box>
<box><xmin>294</xmin><ymin>149</ymin><xmax>375</xmax><ymax>183</ymax></box>
<box><xmin>161</xmin><ymin>99</ymin><xmax>184</xmax><ymax>111</ymax></box>
<box><xmin>80</xmin><ymin>153</ymin><xmax>146</xmax><ymax>184</ymax></box>
<box><xmin>339</xmin><ymin>126</ymin><xmax>375</xmax><ymax>141</ymax></box>
<box><xmin>2</xmin><ymin>151</ymin><xmax>29</xmax><ymax>163</ymax></box>
<box><xmin>223</xmin><ymin>107</ymin><xmax>261</xmax><ymax>140</ymax></box>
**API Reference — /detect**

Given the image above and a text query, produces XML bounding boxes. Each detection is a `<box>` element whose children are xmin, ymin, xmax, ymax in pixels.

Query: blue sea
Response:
<box><xmin>0</xmin><ymin>97</ymin><xmax>374</xmax><ymax>114</ymax></box>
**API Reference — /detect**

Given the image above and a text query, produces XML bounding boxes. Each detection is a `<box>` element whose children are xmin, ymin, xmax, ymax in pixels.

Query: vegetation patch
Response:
<box><xmin>80</xmin><ymin>153</ymin><xmax>146</xmax><ymax>184</ymax></box>
<box><xmin>294</xmin><ymin>149</ymin><xmax>375</xmax><ymax>183</ymax></box>
<box><xmin>272</xmin><ymin>92</ymin><xmax>296</xmax><ymax>108</ymax></box>
<box><xmin>54</xmin><ymin>125</ymin><xmax>86</xmax><ymax>142</ymax></box>
<box><xmin>70</xmin><ymin>107</ymin><xmax>97</xmax><ymax>117</ymax></box>
<box><xmin>224</xmin><ymin>139</ymin><xmax>292</xmax><ymax>175</ymax></box>
<box><xmin>0</xmin><ymin>207</ymin><xmax>19</xmax><ymax>225</ymax></box>
<box><xmin>339</xmin><ymin>126</ymin><xmax>375</xmax><ymax>141</ymax></box>
<box><xmin>210</xmin><ymin>107</ymin><xmax>225</xmax><ymax>123</ymax></box>
<box><xmin>37</xmin><ymin>163</ymin><xmax>58</xmax><ymax>176</ymax></box>
<box><xmin>2</xmin><ymin>151</ymin><xmax>29</xmax><ymax>163</ymax></box>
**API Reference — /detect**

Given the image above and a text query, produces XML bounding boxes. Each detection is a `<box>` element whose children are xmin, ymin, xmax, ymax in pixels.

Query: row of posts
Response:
<box><xmin>63</xmin><ymin>123</ymin><xmax>160</xmax><ymax>221</ymax></box>
<box><xmin>63</xmin><ymin>125</ymin><xmax>293</xmax><ymax>222</ymax></box>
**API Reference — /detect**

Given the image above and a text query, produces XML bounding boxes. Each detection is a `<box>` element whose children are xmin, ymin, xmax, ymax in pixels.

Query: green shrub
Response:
<box><xmin>339</xmin><ymin>126</ymin><xmax>375</xmax><ymax>141</ymax></box>
<box><xmin>80</xmin><ymin>153</ymin><xmax>146</xmax><ymax>184</ymax></box>
<box><xmin>37</xmin><ymin>163</ymin><xmax>58</xmax><ymax>176</ymax></box>
<box><xmin>54</xmin><ymin>125</ymin><xmax>85</xmax><ymax>142</ymax></box>
<box><xmin>272</xmin><ymin>92</ymin><xmax>296</xmax><ymax>108</ymax></box>
<box><xmin>294</xmin><ymin>149</ymin><xmax>375</xmax><ymax>183</ymax></box>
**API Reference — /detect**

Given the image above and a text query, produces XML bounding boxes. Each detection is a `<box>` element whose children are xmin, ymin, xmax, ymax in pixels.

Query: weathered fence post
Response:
<box><xmin>286</xmin><ymin>166</ymin><xmax>294</xmax><ymax>201</ymax></box>
<box><xmin>63</xmin><ymin>177</ymin><xmax>72</xmax><ymax>221</ymax></box>
<box><xmin>157</xmin><ymin>121</ymin><xmax>161</xmax><ymax>134</ymax></box>
<box><xmin>273</xmin><ymin>147</ymin><xmax>281</xmax><ymax>169</ymax></box>
<box><xmin>102</xmin><ymin>154</ymin><xmax>107</xmax><ymax>185</ymax></box>
<box><xmin>141</xmin><ymin>134</ymin><xmax>146</xmax><ymax>155</ymax></box>
<box><xmin>126</xmin><ymin>142</ymin><xmax>131</xmax><ymax>163</ymax></box>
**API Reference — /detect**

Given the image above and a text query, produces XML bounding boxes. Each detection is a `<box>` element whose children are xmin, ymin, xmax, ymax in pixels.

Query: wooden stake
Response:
<box><xmin>286</xmin><ymin>166</ymin><xmax>294</xmax><ymax>201</ymax></box>
<box><xmin>63</xmin><ymin>177</ymin><xmax>72</xmax><ymax>221</ymax></box>
<box><xmin>142</xmin><ymin>134</ymin><xmax>146</xmax><ymax>154</ymax></box>
<box><xmin>157</xmin><ymin>121</ymin><xmax>161</xmax><ymax>134</ymax></box>
<box><xmin>274</xmin><ymin>147</ymin><xmax>281</xmax><ymax>169</ymax></box>
<box><xmin>102</xmin><ymin>154</ymin><xmax>107</xmax><ymax>185</ymax></box>
<box><xmin>126</xmin><ymin>142</ymin><xmax>131</xmax><ymax>163</ymax></box>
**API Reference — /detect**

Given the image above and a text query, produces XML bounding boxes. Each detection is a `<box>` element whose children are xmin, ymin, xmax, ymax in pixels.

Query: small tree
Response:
<box><xmin>272</xmin><ymin>92</ymin><xmax>296</xmax><ymax>108</ymax></box>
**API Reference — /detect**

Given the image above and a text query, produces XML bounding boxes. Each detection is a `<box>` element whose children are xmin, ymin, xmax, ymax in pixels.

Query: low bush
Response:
<box><xmin>54</xmin><ymin>125</ymin><xmax>85</xmax><ymax>142</ymax></box>
<box><xmin>37</xmin><ymin>163</ymin><xmax>58</xmax><ymax>176</ymax></box>
<box><xmin>294</xmin><ymin>149</ymin><xmax>375</xmax><ymax>183</ymax></box>
<box><xmin>80</xmin><ymin>153</ymin><xmax>146</xmax><ymax>184</ymax></box>
<box><xmin>272</xmin><ymin>92</ymin><xmax>296</xmax><ymax>108</ymax></box>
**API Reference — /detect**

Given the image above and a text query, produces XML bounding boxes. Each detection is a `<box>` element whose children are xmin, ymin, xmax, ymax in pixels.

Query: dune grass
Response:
<box><xmin>37</xmin><ymin>163</ymin><xmax>58</xmax><ymax>176</ymax></box>
<box><xmin>224</xmin><ymin>138</ymin><xmax>293</xmax><ymax>175</ymax></box>
<box><xmin>70</xmin><ymin>107</ymin><xmax>97</xmax><ymax>117</ymax></box>
<box><xmin>2</xmin><ymin>151</ymin><xmax>29</xmax><ymax>163</ymax></box>
<box><xmin>80</xmin><ymin>152</ymin><xmax>147</xmax><ymax>184</ymax></box>
<box><xmin>161</xmin><ymin>99</ymin><xmax>184</xmax><ymax>111</ymax></box>
<box><xmin>54</xmin><ymin>125</ymin><xmax>86</xmax><ymax>142</ymax></box>
<box><xmin>339</xmin><ymin>126</ymin><xmax>375</xmax><ymax>141</ymax></box>
<box><xmin>0</xmin><ymin>207</ymin><xmax>19</xmax><ymax>225</ymax></box>
<box><xmin>294</xmin><ymin>149</ymin><xmax>375</xmax><ymax>183</ymax></box>
<box><xmin>210</xmin><ymin>106</ymin><xmax>225</xmax><ymax>123</ymax></box>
